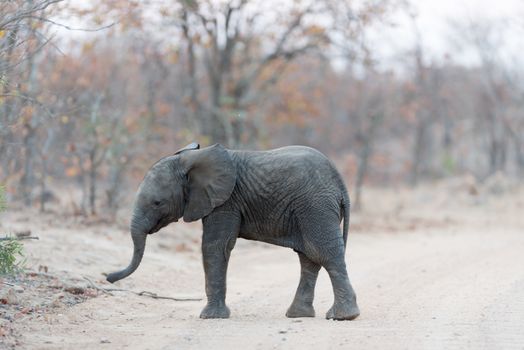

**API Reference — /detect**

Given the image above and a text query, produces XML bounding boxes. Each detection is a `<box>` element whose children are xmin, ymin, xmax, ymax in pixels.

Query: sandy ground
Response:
<box><xmin>1</xmin><ymin>180</ymin><xmax>524</xmax><ymax>349</ymax></box>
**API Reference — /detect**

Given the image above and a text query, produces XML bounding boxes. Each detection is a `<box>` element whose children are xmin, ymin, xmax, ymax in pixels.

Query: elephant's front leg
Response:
<box><xmin>200</xmin><ymin>211</ymin><xmax>240</xmax><ymax>319</ymax></box>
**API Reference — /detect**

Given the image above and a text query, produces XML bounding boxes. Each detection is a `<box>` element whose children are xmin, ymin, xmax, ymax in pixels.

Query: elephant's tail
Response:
<box><xmin>342</xmin><ymin>191</ymin><xmax>350</xmax><ymax>249</ymax></box>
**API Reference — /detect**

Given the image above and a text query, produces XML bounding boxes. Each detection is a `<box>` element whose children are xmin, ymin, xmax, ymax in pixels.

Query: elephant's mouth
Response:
<box><xmin>149</xmin><ymin>220</ymin><xmax>164</xmax><ymax>235</ymax></box>
<box><xmin>148</xmin><ymin>217</ymin><xmax>178</xmax><ymax>235</ymax></box>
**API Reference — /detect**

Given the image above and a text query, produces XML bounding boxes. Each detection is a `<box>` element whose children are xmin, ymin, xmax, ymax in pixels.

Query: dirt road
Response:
<box><xmin>6</xmin><ymin>202</ymin><xmax>523</xmax><ymax>350</ymax></box>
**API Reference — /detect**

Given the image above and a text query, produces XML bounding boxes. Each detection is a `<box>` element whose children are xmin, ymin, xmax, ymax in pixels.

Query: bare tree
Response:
<box><xmin>407</xmin><ymin>18</ymin><xmax>431</xmax><ymax>186</ymax></box>
<box><xmin>176</xmin><ymin>0</ymin><xmax>328</xmax><ymax>146</ymax></box>
<box><xmin>0</xmin><ymin>0</ymin><xmax>63</xmax><ymax>182</ymax></box>
<box><xmin>326</xmin><ymin>0</ymin><xmax>402</xmax><ymax>207</ymax></box>
<box><xmin>453</xmin><ymin>18</ymin><xmax>524</xmax><ymax>177</ymax></box>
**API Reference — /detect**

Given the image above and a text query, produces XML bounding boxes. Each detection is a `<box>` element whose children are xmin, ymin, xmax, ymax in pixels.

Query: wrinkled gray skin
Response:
<box><xmin>106</xmin><ymin>143</ymin><xmax>359</xmax><ymax>320</ymax></box>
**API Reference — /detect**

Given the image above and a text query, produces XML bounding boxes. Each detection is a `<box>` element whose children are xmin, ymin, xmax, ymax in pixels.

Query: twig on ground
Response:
<box><xmin>2</xmin><ymin>281</ymin><xmax>15</xmax><ymax>286</ymax></box>
<box><xmin>82</xmin><ymin>276</ymin><xmax>202</xmax><ymax>301</ymax></box>
<box><xmin>0</xmin><ymin>236</ymin><xmax>40</xmax><ymax>241</ymax></box>
<box><xmin>135</xmin><ymin>291</ymin><xmax>202</xmax><ymax>301</ymax></box>
<box><xmin>26</xmin><ymin>271</ymin><xmax>57</xmax><ymax>279</ymax></box>
<box><xmin>83</xmin><ymin>276</ymin><xmax>114</xmax><ymax>296</ymax></box>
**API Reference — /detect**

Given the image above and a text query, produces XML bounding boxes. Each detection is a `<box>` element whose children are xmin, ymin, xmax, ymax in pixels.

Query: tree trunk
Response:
<box><xmin>77</xmin><ymin>155</ymin><xmax>88</xmax><ymax>216</ymax></box>
<box><xmin>89</xmin><ymin>148</ymin><xmax>97</xmax><ymax>216</ymax></box>
<box><xmin>181</xmin><ymin>11</ymin><xmax>203</xmax><ymax>137</ymax></box>
<box><xmin>20</xmin><ymin>124</ymin><xmax>36</xmax><ymax>206</ymax></box>
<box><xmin>489</xmin><ymin>138</ymin><xmax>506</xmax><ymax>175</ymax></box>
<box><xmin>515</xmin><ymin>140</ymin><xmax>524</xmax><ymax>176</ymax></box>
<box><xmin>208</xmin><ymin>71</ymin><xmax>229</xmax><ymax>145</ymax></box>
<box><xmin>105</xmin><ymin>159</ymin><xmax>127</xmax><ymax>219</ymax></box>
<box><xmin>409</xmin><ymin>115</ymin><xmax>429</xmax><ymax>186</ymax></box>
<box><xmin>353</xmin><ymin>113</ymin><xmax>381</xmax><ymax>211</ymax></box>
<box><xmin>20</xmin><ymin>9</ymin><xmax>40</xmax><ymax>206</ymax></box>
<box><xmin>0</xmin><ymin>26</ymin><xmax>20</xmax><ymax>181</ymax></box>
<box><xmin>353</xmin><ymin>136</ymin><xmax>371</xmax><ymax>212</ymax></box>
<box><xmin>39</xmin><ymin>128</ymin><xmax>53</xmax><ymax>212</ymax></box>
<box><xmin>39</xmin><ymin>154</ymin><xmax>48</xmax><ymax>212</ymax></box>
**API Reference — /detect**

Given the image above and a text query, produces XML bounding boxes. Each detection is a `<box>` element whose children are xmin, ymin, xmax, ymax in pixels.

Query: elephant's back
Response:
<box><xmin>230</xmin><ymin>145</ymin><xmax>334</xmax><ymax>174</ymax></box>
<box><xmin>229</xmin><ymin>145</ymin><xmax>345</xmax><ymax>210</ymax></box>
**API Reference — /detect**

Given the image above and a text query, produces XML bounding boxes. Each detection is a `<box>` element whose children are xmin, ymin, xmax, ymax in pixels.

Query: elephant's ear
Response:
<box><xmin>180</xmin><ymin>144</ymin><xmax>236</xmax><ymax>222</ymax></box>
<box><xmin>174</xmin><ymin>142</ymin><xmax>200</xmax><ymax>155</ymax></box>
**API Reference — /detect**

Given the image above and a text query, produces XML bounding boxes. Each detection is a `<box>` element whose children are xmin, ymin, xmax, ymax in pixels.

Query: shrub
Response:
<box><xmin>0</xmin><ymin>186</ymin><xmax>26</xmax><ymax>275</ymax></box>
<box><xmin>0</xmin><ymin>238</ymin><xmax>25</xmax><ymax>275</ymax></box>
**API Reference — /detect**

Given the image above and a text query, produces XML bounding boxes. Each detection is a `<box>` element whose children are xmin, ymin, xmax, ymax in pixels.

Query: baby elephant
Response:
<box><xmin>107</xmin><ymin>143</ymin><xmax>359</xmax><ymax>320</ymax></box>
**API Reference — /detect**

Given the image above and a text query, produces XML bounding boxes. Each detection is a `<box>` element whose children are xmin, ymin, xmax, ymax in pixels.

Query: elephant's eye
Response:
<box><xmin>153</xmin><ymin>200</ymin><xmax>161</xmax><ymax>206</ymax></box>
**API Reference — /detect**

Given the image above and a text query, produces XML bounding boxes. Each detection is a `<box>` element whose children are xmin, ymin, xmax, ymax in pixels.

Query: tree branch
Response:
<box><xmin>0</xmin><ymin>0</ymin><xmax>64</xmax><ymax>30</ymax></box>
<box><xmin>0</xmin><ymin>93</ymin><xmax>54</xmax><ymax>118</ymax></box>
<box><xmin>28</xmin><ymin>16</ymin><xmax>117</xmax><ymax>32</ymax></box>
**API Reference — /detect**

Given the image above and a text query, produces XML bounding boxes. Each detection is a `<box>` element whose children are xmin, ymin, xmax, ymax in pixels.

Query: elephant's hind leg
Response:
<box><xmin>286</xmin><ymin>252</ymin><xmax>321</xmax><ymax>318</ymax></box>
<box><xmin>322</xmin><ymin>243</ymin><xmax>360</xmax><ymax>321</ymax></box>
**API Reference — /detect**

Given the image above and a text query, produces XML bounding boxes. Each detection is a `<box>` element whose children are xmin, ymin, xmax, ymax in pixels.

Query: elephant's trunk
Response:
<box><xmin>106</xmin><ymin>219</ymin><xmax>147</xmax><ymax>283</ymax></box>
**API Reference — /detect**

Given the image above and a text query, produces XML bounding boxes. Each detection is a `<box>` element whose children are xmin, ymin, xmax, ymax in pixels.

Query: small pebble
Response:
<box><xmin>0</xmin><ymin>289</ymin><xmax>19</xmax><ymax>305</ymax></box>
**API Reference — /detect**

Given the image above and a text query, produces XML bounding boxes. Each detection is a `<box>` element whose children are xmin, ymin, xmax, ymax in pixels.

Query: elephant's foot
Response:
<box><xmin>326</xmin><ymin>302</ymin><xmax>360</xmax><ymax>321</ymax></box>
<box><xmin>286</xmin><ymin>301</ymin><xmax>315</xmax><ymax>318</ymax></box>
<box><xmin>200</xmin><ymin>302</ymin><xmax>230</xmax><ymax>319</ymax></box>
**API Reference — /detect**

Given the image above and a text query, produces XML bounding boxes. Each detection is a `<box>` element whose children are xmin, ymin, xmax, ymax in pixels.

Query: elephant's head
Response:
<box><xmin>106</xmin><ymin>143</ymin><xmax>237</xmax><ymax>283</ymax></box>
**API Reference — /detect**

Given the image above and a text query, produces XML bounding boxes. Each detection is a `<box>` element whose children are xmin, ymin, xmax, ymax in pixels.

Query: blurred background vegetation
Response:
<box><xmin>1</xmin><ymin>0</ymin><xmax>523</xmax><ymax>214</ymax></box>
